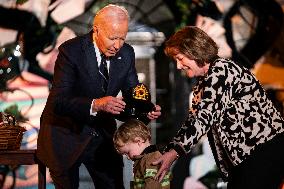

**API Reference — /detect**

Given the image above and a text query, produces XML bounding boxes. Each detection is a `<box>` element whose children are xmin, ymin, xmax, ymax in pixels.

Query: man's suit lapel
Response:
<box><xmin>83</xmin><ymin>33</ymin><xmax>99</xmax><ymax>80</ymax></box>
<box><xmin>82</xmin><ymin>32</ymin><xmax>105</xmax><ymax>95</ymax></box>
<box><xmin>107</xmin><ymin>54</ymin><xmax>124</xmax><ymax>95</ymax></box>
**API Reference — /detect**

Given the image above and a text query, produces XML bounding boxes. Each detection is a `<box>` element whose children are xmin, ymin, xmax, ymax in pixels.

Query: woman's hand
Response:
<box><xmin>147</xmin><ymin>105</ymin><xmax>161</xmax><ymax>120</ymax></box>
<box><xmin>152</xmin><ymin>149</ymin><xmax>179</xmax><ymax>182</ymax></box>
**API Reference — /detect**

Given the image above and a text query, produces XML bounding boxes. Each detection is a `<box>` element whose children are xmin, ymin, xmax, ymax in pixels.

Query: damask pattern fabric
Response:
<box><xmin>167</xmin><ymin>58</ymin><xmax>284</xmax><ymax>178</ymax></box>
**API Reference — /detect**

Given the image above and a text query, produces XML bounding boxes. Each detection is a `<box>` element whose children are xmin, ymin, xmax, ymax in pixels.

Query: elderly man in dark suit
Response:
<box><xmin>36</xmin><ymin>4</ymin><xmax>161</xmax><ymax>189</ymax></box>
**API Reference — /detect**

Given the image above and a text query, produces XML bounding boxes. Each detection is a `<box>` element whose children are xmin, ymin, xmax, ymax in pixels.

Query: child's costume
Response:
<box><xmin>132</xmin><ymin>145</ymin><xmax>171</xmax><ymax>189</ymax></box>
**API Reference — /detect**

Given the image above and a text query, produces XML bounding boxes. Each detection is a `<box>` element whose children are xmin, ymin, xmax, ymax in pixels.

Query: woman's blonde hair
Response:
<box><xmin>113</xmin><ymin>119</ymin><xmax>151</xmax><ymax>148</ymax></box>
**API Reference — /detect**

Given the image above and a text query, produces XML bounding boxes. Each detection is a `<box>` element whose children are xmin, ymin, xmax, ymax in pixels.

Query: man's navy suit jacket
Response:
<box><xmin>37</xmin><ymin>31</ymin><xmax>139</xmax><ymax>172</ymax></box>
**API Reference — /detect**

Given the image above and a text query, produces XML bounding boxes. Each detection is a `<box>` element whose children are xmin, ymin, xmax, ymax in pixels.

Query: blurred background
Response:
<box><xmin>1</xmin><ymin>0</ymin><xmax>284</xmax><ymax>188</ymax></box>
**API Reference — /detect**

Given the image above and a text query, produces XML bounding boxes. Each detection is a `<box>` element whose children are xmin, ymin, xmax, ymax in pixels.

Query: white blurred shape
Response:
<box><xmin>50</xmin><ymin>0</ymin><xmax>85</xmax><ymax>24</ymax></box>
<box><xmin>183</xmin><ymin>177</ymin><xmax>208</xmax><ymax>189</ymax></box>
<box><xmin>196</xmin><ymin>15</ymin><xmax>232</xmax><ymax>58</ymax></box>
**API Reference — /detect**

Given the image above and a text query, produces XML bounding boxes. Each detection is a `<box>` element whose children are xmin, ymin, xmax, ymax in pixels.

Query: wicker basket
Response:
<box><xmin>0</xmin><ymin>112</ymin><xmax>26</xmax><ymax>150</ymax></box>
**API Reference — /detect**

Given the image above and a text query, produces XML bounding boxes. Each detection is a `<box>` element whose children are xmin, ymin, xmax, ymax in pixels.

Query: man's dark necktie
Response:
<box><xmin>99</xmin><ymin>55</ymin><xmax>109</xmax><ymax>94</ymax></box>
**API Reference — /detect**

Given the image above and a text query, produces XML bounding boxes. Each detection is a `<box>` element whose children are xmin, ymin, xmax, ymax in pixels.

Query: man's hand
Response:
<box><xmin>92</xmin><ymin>96</ymin><xmax>126</xmax><ymax>114</ymax></box>
<box><xmin>152</xmin><ymin>149</ymin><xmax>179</xmax><ymax>182</ymax></box>
<box><xmin>147</xmin><ymin>105</ymin><xmax>161</xmax><ymax>120</ymax></box>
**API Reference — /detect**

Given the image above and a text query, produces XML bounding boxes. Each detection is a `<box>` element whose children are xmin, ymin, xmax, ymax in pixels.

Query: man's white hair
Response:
<box><xmin>95</xmin><ymin>4</ymin><xmax>129</xmax><ymax>20</ymax></box>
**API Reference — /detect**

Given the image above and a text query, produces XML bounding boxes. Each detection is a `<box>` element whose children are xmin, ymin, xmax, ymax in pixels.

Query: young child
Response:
<box><xmin>113</xmin><ymin>119</ymin><xmax>171</xmax><ymax>189</ymax></box>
